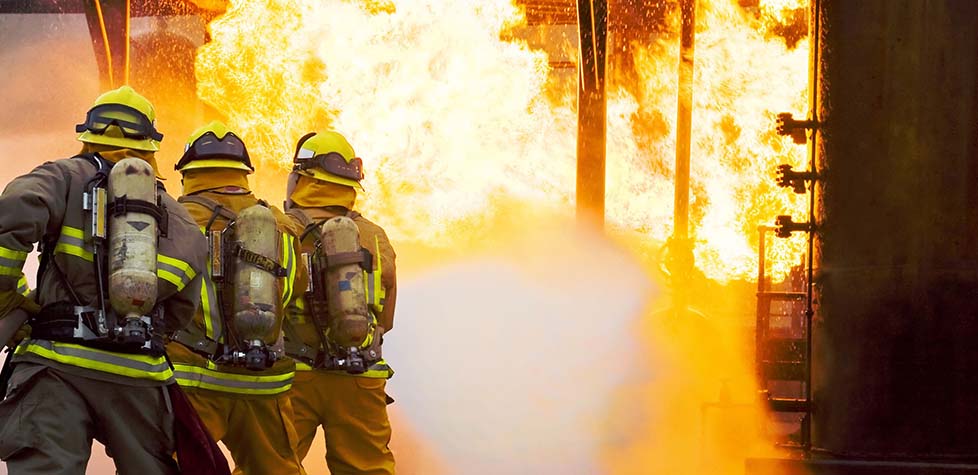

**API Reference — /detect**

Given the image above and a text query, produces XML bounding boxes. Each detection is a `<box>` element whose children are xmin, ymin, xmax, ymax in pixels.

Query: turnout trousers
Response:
<box><xmin>0</xmin><ymin>363</ymin><xmax>179</xmax><ymax>475</ymax></box>
<box><xmin>290</xmin><ymin>371</ymin><xmax>394</xmax><ymax>475</ymax></box>
<box><xmin>186</xmin><ymin>388</ymin><xmax>305</xmax><ymax>475</ymax></box>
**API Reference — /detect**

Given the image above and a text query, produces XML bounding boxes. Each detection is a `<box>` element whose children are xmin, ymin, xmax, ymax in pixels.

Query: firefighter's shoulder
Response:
<box><xmin>268</xmin><ymin>204</ymin><xmax>302</xmax><ymax>237</ymax></box>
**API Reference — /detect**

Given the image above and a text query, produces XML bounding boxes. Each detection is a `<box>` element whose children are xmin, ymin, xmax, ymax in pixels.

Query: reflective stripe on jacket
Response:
<box><xmin>15</xmin><ymin>339</ymin><xmax>174</xmax><ymax>382</ymax></box>
<box><xmin>172</xmin><ymin>362</ymin><xmax>294</xmax><ymax>396</ymax></box>
<box><xmin>0</xmin><ymin>155</ymin><xmax>207</xmax><ymax>384</ymax></box>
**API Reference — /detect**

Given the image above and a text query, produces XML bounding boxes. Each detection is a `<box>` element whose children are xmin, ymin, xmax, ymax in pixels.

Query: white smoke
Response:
<box><xmin>381</xmin><ymin>220</ymin><xmax>654</xmax><ymax>474</ymax></box>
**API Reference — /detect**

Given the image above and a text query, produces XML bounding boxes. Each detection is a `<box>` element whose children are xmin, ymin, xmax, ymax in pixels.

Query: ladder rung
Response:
<box><xmin>763</xmin><ymin>361</ymin><xmax>806</xmax><ymax>381</ymax></box>
<box><xmin>757</xmin><ymin>291</ymin><xmax>807</xmax><ymax>300</ymax></box>
<box><xmin>768</xmin><ymin>397</ymin><xmax>810</xmax><ymax>413</ymax></box>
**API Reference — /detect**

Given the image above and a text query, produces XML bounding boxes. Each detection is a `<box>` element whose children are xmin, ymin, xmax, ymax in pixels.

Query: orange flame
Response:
<box><xmin>196</xmin><ymin>0</ymin><xmax>809</xmax><ymax>283</ymax></box>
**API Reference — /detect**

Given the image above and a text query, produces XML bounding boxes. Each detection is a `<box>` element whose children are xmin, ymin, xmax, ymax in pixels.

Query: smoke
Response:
<box><xmin>378</xmin><ymin>214</ymin><xmax>653</xmax><ymax>474</ymax></box>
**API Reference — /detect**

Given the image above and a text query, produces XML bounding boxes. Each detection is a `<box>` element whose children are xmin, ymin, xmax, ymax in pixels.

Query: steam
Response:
<box><xmin>384</xmin><ymin>217</ymin><xmax>653</xmax><ymax>474</ymax></box>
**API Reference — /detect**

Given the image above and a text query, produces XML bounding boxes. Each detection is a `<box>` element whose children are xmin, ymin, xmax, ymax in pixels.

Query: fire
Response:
<box><xmin>197</xmin><ymin>0</ymin><xmax>809</xmax><ymax>283</ymax></box>
<box><xmin>610</xmin><ymin>0</ymin><xmax>811</xmax><ymax>280</ymax></box>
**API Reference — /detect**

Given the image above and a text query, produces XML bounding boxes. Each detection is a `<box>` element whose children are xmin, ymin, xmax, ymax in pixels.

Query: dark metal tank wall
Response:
<box><xmin>813</xmin><ymin>0</ymin><xmax>978</xmax><ymax>460</ymax></box>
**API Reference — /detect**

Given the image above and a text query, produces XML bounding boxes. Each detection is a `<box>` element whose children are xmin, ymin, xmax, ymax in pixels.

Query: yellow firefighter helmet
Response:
<box><xmin>292</xmin><ymin>131</ymin><xmax>364</xmax><ymax>191</ymax></box>
<box><xmin>175</xmin><ymin>121</ymin><xmax>254</xmax><ymax>173</ymax></box>
<box><xmin>76</xmin><ymin>86</ymin><xmax>163</xmax><ymax>152</ymax></box>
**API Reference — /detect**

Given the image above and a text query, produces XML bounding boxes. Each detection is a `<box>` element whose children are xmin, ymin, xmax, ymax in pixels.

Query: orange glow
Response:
<box><xmin>196</xmin><ymin>0</ymin><xmax>809</xmax><ymax>283</ymax></box>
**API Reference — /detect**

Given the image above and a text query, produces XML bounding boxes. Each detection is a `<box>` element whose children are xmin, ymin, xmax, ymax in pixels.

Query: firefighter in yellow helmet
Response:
<box><xmin>168</xmin><ymin>121</ymin><xmax>308</xmax><ymax>474</ymax></box>
<box><xmin>0</xmin><ymin>86</ymin><xmax>215</xmax><ymax>474</ymax></box>
<box><xmin>284</xmin><ymin>131</ymin><xmax>397</xmax><ymax>475</ymax></box>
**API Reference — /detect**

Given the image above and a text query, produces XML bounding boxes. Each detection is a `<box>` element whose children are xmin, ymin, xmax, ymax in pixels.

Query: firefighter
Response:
<box><xmin>0</xmin><ymin>86</ymin><xmax>213</xmax><ymax>474</ymax></box>
<box><xmin>167</xmin><ymin>121</ymin><xmax>307</xmax><ymax>474</ymax></box>
<box><xmin>284</xmin><ymin>130</ymin><xmax>397</xmax><ymax>475</ymax></box>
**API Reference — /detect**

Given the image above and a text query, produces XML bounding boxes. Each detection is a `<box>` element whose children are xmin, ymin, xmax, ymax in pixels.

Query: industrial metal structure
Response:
<box><xmin>0</xmin><ymin>0</ymin><xmax>222</xmax><ymax>90</ymax></box>
<box><xmin>574</xmin><ymin>0</ymin><xmax>608</xmax><ymax>225</ymax></box>
<box><xmin>752</xmin><ymin>0</ymin><xmax>978</xmax><ymax>473</ymax></box>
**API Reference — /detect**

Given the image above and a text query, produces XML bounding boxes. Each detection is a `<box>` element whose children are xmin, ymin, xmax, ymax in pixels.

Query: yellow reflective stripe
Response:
<box><xmin>0</xmin><ymin>246</ymin><xmax>28</xmax><ymax>276</ymax></box>
<box><xmin>294</xmin><ymin>360</ymin><xmax>393</xmax><ymax>379</ymax></box>
<box><xmin>16</xmin><ymin>274</ymin><xmax>29</xmax><ymax>296</ymax></box>
<box><xmin>362</xmin><ymin>359</ymin><xmax>393</xmax><ymax>379</ymax></box>
<box><xmin>173</xmin><ymin>363</ymin><xmax>294</xmax><ymax>395</ymax></box>
<box><xmin>370</xmin><ymin>235</ymin><xmax>385</xmax><ymax>310</ymax></box>
<box><xmin>53</xmin><ymin>242</ymin><xmax>94</xmax><ymax>262</ymax></box>
<box><xmin>158</xmin><ymin>254</ymin><xmax>196</xmax><ymax>279</ymax></box>
<box><xmin>157</xmin><ymin>254</ymin><xmax>196</xmax><ymax>291</ymax></box>
<box><xmin>0</xmin><ymin>266</ymin><xmax>21</xmax><ymax>277</ymax></box>
<box><xmin>200</xmin><ymin>275</ymin><xmax>223</xmax><ymax>342</ymax></box>
<box><xmin>61</xmin><ymin>226</ymin><xmax>84</xmax><ymax>239</ymax></box>
<box><xmin>0</xmin><ymin>246</ymin><xmax>29</xmax><ymax>261</ymax></box>
<box><xmin>195</xmin><ymin>226</ymin><xmax>222</xmax><ymax>342</ymax></box>
<box><xmin>281</xmin><ymin>234</ymin><xmax>296</xmax><ymax>305</ymax></box>
<box><xmin>54</xmin><ymin>225</ymin><xmax>94</xmax><ymax>261</ymax></box>
<box><xmin>15</xmin><ymin>339</ymin><xmax>174</xmax><ymax>382</ymax></box>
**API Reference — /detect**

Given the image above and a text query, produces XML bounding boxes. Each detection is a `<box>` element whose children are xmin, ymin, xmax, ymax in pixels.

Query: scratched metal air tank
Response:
<box><xmin>812</xmin><ymin>0</ymin><xmax>978</xmax><ymax>461</ymax></box>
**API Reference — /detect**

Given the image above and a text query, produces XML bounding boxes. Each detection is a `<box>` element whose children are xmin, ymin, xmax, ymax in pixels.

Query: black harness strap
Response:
<box><xmin>107</xmin><ymin>195</ymin><xmax>168</xmax><ymax>237</ymax></box>
<box><xmin>232</xmin><ymin>244</ymin><xmax>288</xmax><ymax>277</ymax></box>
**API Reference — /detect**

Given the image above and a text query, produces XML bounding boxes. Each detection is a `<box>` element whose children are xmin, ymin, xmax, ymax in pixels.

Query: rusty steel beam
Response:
<box><xmin>83</xmin><ymin>0</ymin><xmax>130</xmax><ymax>89</ymax></box>
<box><xmin>575</xmin><ymin>0</ymin><xmax>608</xmax><ymax>226</ymax></box>
<box><xmin>0</xmin><ymin>0</ymin><xmax>218</xmax><ymax>15</ymax></box>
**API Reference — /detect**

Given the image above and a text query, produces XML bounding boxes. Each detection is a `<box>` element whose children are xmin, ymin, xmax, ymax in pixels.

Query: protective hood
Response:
<box><xmin>181</xmin><ymin>168</ymin><xmax>251</xmax><ymax>196</ymax></box>
<box><xmin>287</xmin><ymin>173</ymin><xmax>356</xmax><ymax>209</ymax></box>
<box><xmin>80</xmin><ymin>143</ymin><xmax>164</xmax><ymax>180</ymax></box>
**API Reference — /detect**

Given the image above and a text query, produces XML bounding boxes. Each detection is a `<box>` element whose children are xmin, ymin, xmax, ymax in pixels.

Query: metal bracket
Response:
<box><xmin>775</xmin><ymin>215</ymin><xmax>814</xmax><ymax>238</ymax></box>
<box><xmin>776</xmin><ymin>164</ymin><xmax>816</xmax><ymax>194</ymax></box>
<box><xmin>776</xmin><ymin>112</ymin><xmax>820</xmax><ymax>144</ymax></box>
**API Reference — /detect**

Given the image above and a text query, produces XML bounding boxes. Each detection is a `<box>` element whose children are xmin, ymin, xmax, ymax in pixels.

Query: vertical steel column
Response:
<box><xmin>575</xmin><ymin>0</ymin><xmax>608</xmax><ymax>226</ymax></box>
<box><xmin>84</xmin><ymin>0</ymin><xmax>131</xmax><ymax>90</ymax></box>
<box><xmin>812</xmin><ymin>0</ymin><xmax>978</xmax><ymax>461</ymax></box>
<box><xmin>668</xmin><ymin>0</ymin><xmax>696</xmax><ymax>314</ymax></box>
<box><xmin>674</xmin><ymin>0</ymin><xmax>695</xmax><ymax>248</ymax></box>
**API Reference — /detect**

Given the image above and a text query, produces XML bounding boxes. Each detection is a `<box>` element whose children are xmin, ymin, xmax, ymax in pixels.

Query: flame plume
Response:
<box><xmin>197</xmin><ymin>0</ymin><xmax>808</xmax><ymax>283</ymax></box>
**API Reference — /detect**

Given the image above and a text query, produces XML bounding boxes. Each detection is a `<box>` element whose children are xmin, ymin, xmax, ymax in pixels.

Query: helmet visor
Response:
<box><xmin>294</xmin><ymin>150</ymin><xmax>364</xmax><ymax>182</ymax></box>
<box><xmin>176</xmin><ymin>131</ymin><xmax>253</xmax><ymax>171</ymax></box>
<box><xmin>75</xmin><ymin>104</ymin><xmax>163</xmax><ymax>141</ymax></box>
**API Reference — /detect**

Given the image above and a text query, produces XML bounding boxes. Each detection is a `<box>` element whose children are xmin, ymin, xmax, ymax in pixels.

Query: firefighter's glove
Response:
<box><xmin>9</xmin><ymin>323</ymin><xmax>31</xmax><ymax>348</ymax></box>
<box><xmin>0</xmin><ymin>290</ymin><xmax>39</xmax><ymax>319</ymax></box>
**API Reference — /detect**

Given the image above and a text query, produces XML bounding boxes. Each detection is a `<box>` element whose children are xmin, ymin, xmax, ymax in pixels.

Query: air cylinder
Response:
<box><xmin>232</xmin><ymin>205</ymin><xmax>279</xmax><ymax>346</ymax></box>
<box><xmin>107</xmin><ymin>158</ymin><xmax>158</xmax><ymax>343</ymax></box>
<box><xmin>320</xmin><ymin>216</ymin><xmax>370</xmax><ymax>349</ymax></box>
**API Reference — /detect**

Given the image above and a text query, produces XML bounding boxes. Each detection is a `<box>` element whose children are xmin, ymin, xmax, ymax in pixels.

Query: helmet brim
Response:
<box><xmin>77</xmin><ymin>131</ymin><xmax>160</xmax><ymax>152</ymax></box>
<box><xmin>297</xmin><ymin>168</ymin><xmax>364</xmax><ymax>191</ymax></box>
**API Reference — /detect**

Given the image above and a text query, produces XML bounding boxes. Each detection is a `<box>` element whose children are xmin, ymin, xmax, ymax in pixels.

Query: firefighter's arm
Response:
<box><xmin>375</xmin><ymin>229</ymin><xmax>397</xmax><ymax>333</ymax></box>
<box><xmin>163</xmin><ymin>273</ymin><xmax>203</xmax><ymax>334</ymax></box>
<box><xmin>0</xmin><ymin>161</ymin><xmax>68</xmax><ymax>317</ymax></box>
<box><xmin>287</xmin><ymin>232</ymin><xmax>309</xmax><ymax>311</ymax></box>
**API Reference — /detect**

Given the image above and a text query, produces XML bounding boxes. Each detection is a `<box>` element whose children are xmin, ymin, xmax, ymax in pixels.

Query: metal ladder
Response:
<box><xmin>757</xmin><ymin>111</ymin><xmax>822</xmax><ymax>449</ymax></box>
<box><xmin>755</xmin><ymin>226</ymin><xmax>810</xmax><ymax>447</ymax></box>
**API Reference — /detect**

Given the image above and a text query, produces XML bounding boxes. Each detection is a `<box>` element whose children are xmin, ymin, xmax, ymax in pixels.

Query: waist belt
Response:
<box><xmin>282</xmin><ymin>321</ymin><xmax>383</xmax><ymax>370</ymax></box>
<box><xmin>30</xmin><ymin>302</ymin><xmax>165</xmax><ymax>356</ymax></box>
<box><xmin>171</xmin><ymin>325</ymin><xmax>220</xmax><ymax>359</ymax></box>
<box><xmin>283</xmin><ymin>337</ymin><xmax>321</xmax><ymax>367</ymax></box>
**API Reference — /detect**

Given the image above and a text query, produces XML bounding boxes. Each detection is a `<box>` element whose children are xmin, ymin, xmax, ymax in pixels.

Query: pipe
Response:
<box><xmin>84</xmin><ymin>0</ymin><xmax>131</xmax><ymax>89</ymax></box>
<box><xmin>802</xmin><ymin>0</ymin><xmax>819</xmax><ymax>452</ymax></box>
<box><xmin>575</xmin><ymin>0</ymin><xmax>608</xmax><ymax>227</ymax></box>
<box><xmin>667</xmin><ymin>0</ymin><xmax>696</xmax><ymax>314</ymax></box>
<box><xmin>674</xmin><ymin>0</ymin><xmax>695</xmax><ymax>245</ymax></box>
